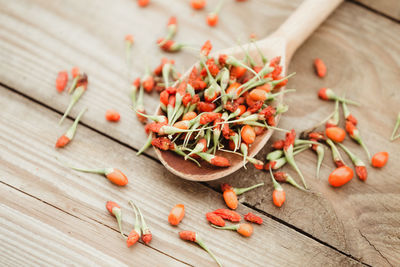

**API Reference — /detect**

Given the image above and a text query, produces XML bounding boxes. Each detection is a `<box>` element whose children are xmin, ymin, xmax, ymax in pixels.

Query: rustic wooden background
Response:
<box><xmin>1</xmin><ymin>0</ymin><xmax>399</xmax><ymax>266</ymax></box>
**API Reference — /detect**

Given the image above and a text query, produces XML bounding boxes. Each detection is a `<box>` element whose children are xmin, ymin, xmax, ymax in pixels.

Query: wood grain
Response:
<box><xmin>1</xmin><ymin>0</ymin><xmax>400</xmax><ymax>266</ymax></box>
<box><xmin>0</xmin><ymin>86</ymin><xmax>361</xmax><ymax>266</ymax></box>
<box><xmin>354</xmin><ymin>0</ymin><xmax>400</xmax><ymax>21</ymax></box>
<box><xmin>0</xmin><ymin>183</ymin><xmax>186</xmax><ymax>267</ymax></box>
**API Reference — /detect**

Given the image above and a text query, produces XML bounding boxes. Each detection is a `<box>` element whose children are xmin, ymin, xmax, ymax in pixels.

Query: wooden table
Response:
<box><xmin>1</xmin><ymin>0</ymin><xmax>399</xmax><ymax>266</ymax></box>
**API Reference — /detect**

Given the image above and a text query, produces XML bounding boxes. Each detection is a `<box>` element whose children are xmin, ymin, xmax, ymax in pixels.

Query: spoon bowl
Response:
<box><xmin>153</xmin><ymin>0</ymin><xmax>343</xmax><ymax>181</ymax></box>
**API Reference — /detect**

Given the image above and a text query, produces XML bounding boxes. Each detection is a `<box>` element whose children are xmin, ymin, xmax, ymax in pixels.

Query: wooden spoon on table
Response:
<box><xmin>154</xmin><ymin>0</ymin><xmax>344</xmax><ymax>181</ymax></box>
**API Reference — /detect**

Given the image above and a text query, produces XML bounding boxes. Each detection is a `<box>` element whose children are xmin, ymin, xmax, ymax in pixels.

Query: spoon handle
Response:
<box><xmin>271</xmin><ymin>0</ymin><xmax>343</xmax><ymax>59</ymax></box>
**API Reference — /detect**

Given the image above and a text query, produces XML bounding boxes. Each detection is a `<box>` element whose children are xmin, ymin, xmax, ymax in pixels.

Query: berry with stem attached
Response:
<box><xmin>179</xmin><ymin>231</ymin><xmax>222</xmax><ymax>267</ymax></box>
<box><xmin>55</xmin><ymin>107</ymin><xmax>87</xmax><ymax>148</ymax></box>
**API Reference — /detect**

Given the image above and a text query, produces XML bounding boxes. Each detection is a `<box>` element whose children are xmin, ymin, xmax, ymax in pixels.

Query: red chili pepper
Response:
<box><xmin>206</xmin><ymin>212</ymin><xmax>225</xmax><ymax>227</ymax></box>
<box><xmin>56</xmin><ymin>71</ymin><xmax>68</xmax><ymax>93</ymax></box>
<box><xmin>179</xmin><ymin>231</ymin><xmax>222</xmax><ymax>266</ymax></box>
<box><xmin>55</xmin><ymin>107</ymin><xmax>87</xmax><ymax>148</ymax></box>
<box><xmin>314</xmin><ymin>58</ymin><xmax>327</xmax><ymax>78</ymax></box>
<box><xmin>244</xmin><ymin>212</ymin><xmax>263</xmax><ymax>224</ymax></box>
<box><xmin>105</xmin><ymin>109</ymin><xmax>120</xmax><ymax>122</ymax></box>
<box><xmin>371</xmin><ymin>152</ymin><xmax>389</xmax><ymax>168</ymax></box>
<box><xmin>106</xmin><ymin>201</ymin><xmax>125</xmax><ymax>238</ymax></box>
<box><xmin>168</xmin><ymin>204</ymin><xmax>185</xmax><ymax>226</ymax></box>
<box><xmin>212</xmin><ymin>209</ymin><xmax>241</xmax><ymax>222</ymax></box>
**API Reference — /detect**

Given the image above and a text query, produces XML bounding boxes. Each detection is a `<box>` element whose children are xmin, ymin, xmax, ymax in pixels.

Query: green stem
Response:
<box><xmin>128</xmin><ymin>200</ymin><xmax>141</xmax><ymax>234</ymax></box>
<box><xmin>284</xmin><ymin>145</ymin><xmax>307</xmax><ymax>189</ymax></box>
<box><xmin>337</xmin><ymin>143</ymin><xmax>364</xmax><ymax>166</ymax></box>
<box><xmin>234</xmin><ymin>183</ymin><xmax>264</xmax><ymax>195</ymax></box>
<box><xmin>211</xmin><ymin>224</ymin><xmax>238</xmax><ymax>231</ymax></box>
<box><xmin>196</xmin><ymin>236</ymin><xmax>223</xmax><ymax>267</ymax></box>
<box><xmin>268</xmin><ymin>166</ymin><xmax>283</xmax><ymax>190</ymax></box>
<box><xmin>137</xmin><ymin>134</ymin><xmax>153</xmax><ymax>156</ymax></box>
<box><xmin>315</xmin><ymin>145</ymin><xmax>324</xmax><ymax>179</ymax></box>
<box><xmin>59</xmin><ymin>86</ymin><xmax>86</xmax><ymax>125</ymax></box>
<box><xmin>390</xmin><ymin>112</ymin><xmax>400</xmax><ymax>141</ymax></box>
<box><xmin>251</xmin><ymin>39</ymin><xmax>267</xmax><ymax>64</ymax></box>
<box><xmin>65</xmin><ymin>107</ymin><xmax>87</xmax><ymax>139</ymax></box>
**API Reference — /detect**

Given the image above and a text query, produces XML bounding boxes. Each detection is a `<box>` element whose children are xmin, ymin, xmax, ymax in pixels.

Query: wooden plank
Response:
<box><xmin>0</xmin><ymin>87</ymin><xmax>360</xmax><ymax>266</ymax></box>
<box><xmin>0</xmin><ymin>183</ymin><xmax>186</xmax><ymax>267</ymax></box>
<box><xmin>1</xmin><ymin>0</ymin><xmax>399</xmax><ymax>266</ymax></box>
<box><xmin>354</xmin><ymin>0</ymin><xmax>400</xmax><ymax>21</ymax></box>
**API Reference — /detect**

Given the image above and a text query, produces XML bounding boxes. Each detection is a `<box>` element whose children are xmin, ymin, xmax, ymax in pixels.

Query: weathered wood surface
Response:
<box><xmin>1</xmin><ymin>0</ymin><xmax>400</xmax><ymax>266</ymax></box>
<box><xmin>0</xmin><ymin>183</ymin><xmax>186</xmax><ymax>267</ymax></box>
<box><xmin>0</xmin><ymin>87</ymin><xmax>361</xmax><ymax>266</ymax></box>
<box><xmin>354</xmin><ymin>0</ymin><xmax>400</xmax><ymax>21</ymax></box>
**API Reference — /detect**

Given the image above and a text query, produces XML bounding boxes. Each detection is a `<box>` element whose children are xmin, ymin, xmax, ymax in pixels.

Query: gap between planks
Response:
<box><xmin>0</xmin><ymin>82</ymin><xmax>370</xmax><ymax>267</ymax></box>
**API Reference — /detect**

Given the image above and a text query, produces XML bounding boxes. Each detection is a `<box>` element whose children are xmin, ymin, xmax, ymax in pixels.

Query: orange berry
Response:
<box><xmin>138</xmin><ymin>0</ymin><xmax>150</xmax><ymax>7</ymax></box>
<box><xmin>314</xmin><ymin>58</ymin><xmax>327</xmax><ymax>78</ymax></box>
<box><xmin>237</xmin><ymin>223</ymin><xmax>253</xmax><ymax>237</ymax></box>
<box><xmin>105</xmin><ymin>169</ymin><xmax>128</xmax><ymax>186</ymax></box>
<box><xmin>125</xmin><ymin>34</ymin><xmax>134</xmax><ymax>43</ymax></box>
<box><xmin>272</xmin><ymin>189</ymin><xmax>285</xmax><ymax>207</ymax></box>
<box><xmin>182</xmin><ymin>111</ymin><xmax>197</xmax><ymax>121</ymax></box>
<box><xmin>328</xmin><ymin>166</ymin><xmax>354</xmax><ymax>187</ymax></box>
<box><xmin>168</xmin><ymin>204</ymin><xmax>185</xmax><ymax>226</ymax></box>
<box><xmin>105</xmin><ymin>109</ymin><xmax>120</xmax><ymax>122</ymax></box>
<box><xmin>55</xmin><ymin>135</ymin><xmax>70</xmax><ymax>148</ymax></box>
<box><xmin>230</xmin><ymin>66</ymin><xmax>247</xmax><ymax>79</ymax></box>
<box><xmin>241</xmin><ymin>125</ymin><xmax>256</xmax><ymax>144</ymax></box>
<box><xmin>325</xmin><ymin>127</ymin><xmax>346</xmax><ymax>143</ymax></box>
<box><xmin>56</xmin><ymin>71</ymin><xmax>68</xmax><ymax>92</ymax></box>
<box><xmin>191</xmin><ymin>0</ymin><xmax>206</xmax><ymax>9</ymax></box>
<box><xmin>255</xmin><ymin>83</ymin><xmax>271</xmax><ymax>93</ymax></box>
<box><xmin>226</xmin><ymin>82</ymin><xmax>242</xmax><ymax>97</ymax></box>
<box><xmin>223</xmin><ymin>190</ymin><xmax>238</xmax><ymax>209</ymax></box>
<box><xmin>207</xmin><ymin>13</ymin><xmax>218</xmax><ymax>26</ymax></box>
<box><xmin>249</xmin><ymin>89</ymin><xmax>267</xmax><ymax>101</ymax></box>
<box><xmin>371</xmin><ymin>152</ymin><xmax>389</xmax><ymax>168</ymax></box>
<box><xmin>71</xmin><ymin>66</ymin><xmax>80</xmax><ymax>78</ymax></box>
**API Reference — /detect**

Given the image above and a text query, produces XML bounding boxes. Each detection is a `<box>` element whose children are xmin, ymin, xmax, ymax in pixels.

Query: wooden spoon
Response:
<box><xmin>154</xmin><ymin>0</ymin><xmax>343</xmax><ymax>181</ymax></box>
